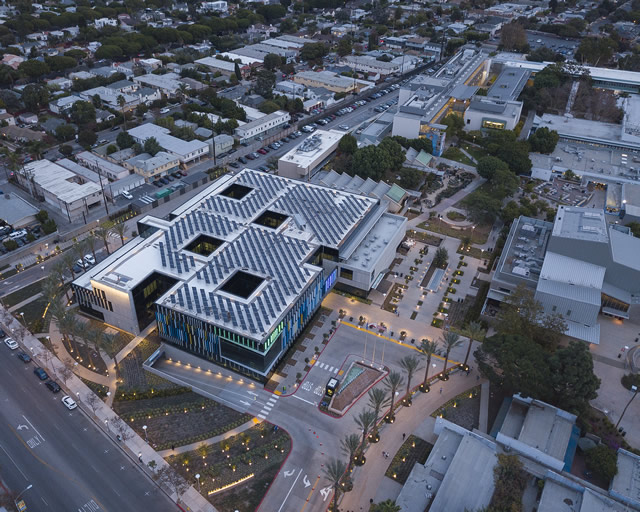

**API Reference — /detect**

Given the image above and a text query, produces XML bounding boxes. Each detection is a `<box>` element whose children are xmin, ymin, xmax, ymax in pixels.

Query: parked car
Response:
<box><xmin>0</xmin><ymin>328</ymin><xmax>6</xmax><ymax>338</ymax></box>
<box><xmin>238</xmin><ymin>157</ymin><xmax>247</xmax><ymax>164</ymax></box>
<box><xmin>62</xmin><ymin>395</ymin><xmax>77</xmax><ymax>410</ymax></box>
<box><xmin>111</xmin><ymin>126</ymin><xmax>120</xmax><ymax>131</ymax></box>
<box><xmin>251</xmin><ymin>152</ymin><xmax>260</xmax><ymax>159</ymax></box>
<box><xmin>34</xmin><ymin>367</ymin><xmax>48</xmax><ymax>380</ymax></box>
<box><xmin>246</xmin><ymin>153</ymin><xmax>256</xmax><ymax>160</ymax></box>
<box><xmin>229</xmin><ymin>161</ymin><xmax>240</xmax><ymax>168</ymax></box>
<box><xmin>160</xmin><ymin>107</ymin><xmax>171</xmax><ymax>114</ymax></box>
<box><xmin>4</xmin><ymin>338</ymin><xmax>18</xmax><ymax>350</ymax></box>
<box><xmin>16</xmin><ymin>352</ymin><xmax>31</xmax><ymax>363</ymax></box>
<box><xmin>120</xmin><ymin>190</ymin><xmax>133</xmax><ymax>200</ymax></box>
<box><xmin>45</xmin><ymin>381</ymin><xmax>61</xmax><ymax>393</ymax></box>
<box><xmin>338</xmin><ymin>125</ymin><xmax>349</xmax><ymax>130</ymax></box>
<box><xmin>152</xmin><ymin>181</ymin><xmax>162</xmax><ymax>188</ymax></box>
<box><xmin>84</xmin><ymin>254</ymin><xmax>96</xmax><ymax>266</ymax></box>
<box><xmin>9</xmin><ymin>229</ymin><xmax>27</xmax><ymax>239</ymax></box>
<box><xmin>257</xmin><ymin>149</ymin><xmax>267</xmax><ymax>155</ymax></box>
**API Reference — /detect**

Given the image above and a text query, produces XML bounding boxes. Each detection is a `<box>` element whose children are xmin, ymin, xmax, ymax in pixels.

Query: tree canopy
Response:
<box><xmin>528</xmin><ymin>127</ymin><xmax>559</xmax><ymax>154</ymax></box>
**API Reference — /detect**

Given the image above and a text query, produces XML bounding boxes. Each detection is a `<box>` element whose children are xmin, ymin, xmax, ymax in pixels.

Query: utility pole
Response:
<box><xmin>616</xmin><ymin>385</ymin><xmax>638</xmax><ymax>429</ymax></box>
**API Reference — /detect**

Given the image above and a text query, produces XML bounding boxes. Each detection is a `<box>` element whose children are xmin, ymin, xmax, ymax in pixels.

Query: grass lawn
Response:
<box><xmin>19</xmin><ymin>297</ymin><xmax>51</xmax><ymax>334</ymax></box>
<box><xmin>457</xmin><ymin>245</ymin><xmax>485</xmax><ymax>259</ymax></box>
<box><xmin>166</xmin><ymin>424</ymin><xmax>291</xmax><ymax>512</ymax></box>
<box><xmin>441</xmin><ymin>147</ymin><xmax>475</xmax><ymax>167</ymax></box>
<box><xmin>417</xmin><ymin>221</ymin><xmax>491</xmax><ymax>245</ymax></box>
<box><xmin>1</xmin><ymin>279</ymin><xmax>45</xmax><ymax>307</ymax></box>
<box><xmin>461</xmin><ymin>144</ymin><xmax>488</xmax><ymax>162</ymax></box>
<box><xmin>0</xmin><ymin>267</ymin><xmax>18</xmax><ymax>280</ymax></box>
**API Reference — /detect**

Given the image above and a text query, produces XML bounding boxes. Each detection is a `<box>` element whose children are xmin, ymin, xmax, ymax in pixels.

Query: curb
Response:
<box><xmin>254</xmin><ymin>422</ymin><xmax>294</xmax><ymax>512</ymax></box>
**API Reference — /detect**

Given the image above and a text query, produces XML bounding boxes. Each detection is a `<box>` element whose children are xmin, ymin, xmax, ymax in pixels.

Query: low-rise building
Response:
<box><xmin>0</xmin><ymin>192</ymin><xmax>40</xmax><ymax>229</ymax></box>
<box><xmin>293</xmin><ymin>71</ymin><xmax>373</xmax><ymax>94</ymax></box>
<box><xmin>128</xmin><ymin>123</ymin><xmax>209</xmax><ymax>164</ymax></box>
<box><xmin>194</xmin><ymin>56</ymin><xmax>250</xmax><ymax>78</ymax></box>
<box><xmin>463</xmin><ymin>96</ymin><xmax>523</xmax><ymax>131</ymax></box>
<box><xmin>76</xmin><ymin>151</ymin><xmax>131</xmax><ymax>181</ymax></box>
<box><xmin>488</xmin><ymin>207</ymin><xmax>640</xmax><ymax>344</ymax></box>
<box><xmin>133</xmin><ymin>73</ymin><xmax>185</xmax><ymax>97</ymax></box>
<box><xmin>340</xmin><ymin>55</ymin><xmax>420</xmax><ymax>77</ymax></box>
<box><xmin>124</xmin><ymin>151</ymin><xmax>180</xmax><ymax>181</ymax></box>
<box><xmin>49</xmin><ymin>94</ymin><xmax>83</xmax><ymax>114</ymax></box>
<box><xmin>18</xmin><ymin>160</ymin><xmax>104</xmax><ymax>223</ymax></box>
<box><xmin>234</xmin><ymin>110</ymin><xmax>290</xmax><ymax>143</ymax></box>
<box><xmin>199</xmin><ymin>0</ymin><xmax>227</xmax><ymax>12</ymax></box>
<box><xmin>277</xmin><ymin>129</ymin><xmax>343</xmax><ymax>180</ymax></box>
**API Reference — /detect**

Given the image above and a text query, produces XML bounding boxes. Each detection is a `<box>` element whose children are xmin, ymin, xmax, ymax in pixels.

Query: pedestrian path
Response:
<box><xmin>157</xmin><ymin>419</ymin><xmax>256</xmax><ymax>457</ymax></box>
<box><xmin>257</xmin><ymin>394</ymin><xmax>279</xmax><ymax>420</ymax></box>
<box><xmin>7</xmin><ymin>292</ymin><xmax>43</xmax><ymax>313</ymax></box>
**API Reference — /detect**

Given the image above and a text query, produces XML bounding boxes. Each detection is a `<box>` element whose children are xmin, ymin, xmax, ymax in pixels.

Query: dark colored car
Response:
<box><xmin>45</xmin><ymin>381</ymin><xmax>61</xmax><ymax>393</ymax></box>
<box><xmin>17</xmin><ymin>352</ymin><xmax>31</xmax><ymax>363</ymax></box>
<box><xmin>238</xmin><ymin>157</ymin><xmax>247</xmax><ymax>164</ymax></box>
<box><xmin>152</xmin><ymin>181</ymin><xmax>163</xmax><ymax>188</ymax></box>
<box><xmin>257</xmin><ymin>148</ymin><xmax>267</xmax><ymax>155</ymax></box>
<box><xmin>0</xmin><ymin>328</ymin><xmax>5</xmax><ymax>338</ymax></box>
<box><xmin>245</xmin><ymin>153</ymin><xmax>256</xmax><ymax>160</ymax></box>
<box><xmin>34</xmin><ymin>367</ymin><xmax>48</xmax><ymax>380</ymax></box>
<box><xmin>229</xmin><ymin>161</ymin><xmax>240</xmax><ymax>168</ymax></box>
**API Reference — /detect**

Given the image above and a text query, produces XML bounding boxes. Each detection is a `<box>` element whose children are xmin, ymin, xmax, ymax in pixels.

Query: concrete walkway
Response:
<box><xmin>0</xmin><ymin>306</ymin><xmax>216</xmax><ymax>512</ymax></box>
<box><xmin>479</xmin><ymin>380</ymin><xmax>490</xmax><ymax>433</ymax></box>
<box><xmin>339</xmin><ymin>369</ymin><xmax>489</xmax><ymax>510</ymax></box>
<box><xmin>157</xmin><ymin>420</ymin><xmax>256</xmax><ymax>457</ymax></box>
<box><xmin>7</xmin><ymin>292</ymin><xmax>43</xmax><ymax>313</ymax></box>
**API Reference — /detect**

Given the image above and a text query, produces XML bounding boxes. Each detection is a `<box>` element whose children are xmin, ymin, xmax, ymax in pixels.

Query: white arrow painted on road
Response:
<box><xmin>283</xmin><ymin>469</ymin><xmax>295</xmax><ymax>478</ymax></box>
<box><xmin>320</xmin><ymin>486</ymin><xmax>332</xmax><ymax>502</ymax></box>
<box><xmin>16</xmin><ymin>424</ymin><xmax>28</xmax><ymax>431</ymax></box>
<box><xmin>247</xmin><ymin>391</ymin><xmax>258</xmax><ymax>396</ymax></box>
<box><xmin>239</xmin><ymin>400</ymin><xmax>250</xmax><ymax>406</ymax></box>
<box><xmin>303</xmin><ymin>475</ymin><xmax>311</xmax><ymax>488</ymax></box>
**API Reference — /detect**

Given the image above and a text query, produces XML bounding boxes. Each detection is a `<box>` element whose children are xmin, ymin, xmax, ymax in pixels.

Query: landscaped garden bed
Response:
<box><xmin>167</xmin><ymin>423</ymin><xmax>291</xmax><ymax>512</ymax></box>
<box><xmin>385</xmin><ymin>435</ymin><xmax>433</xmax><ymax>484</ymax></box>
<box><xmin>432</xmin><ymin>386</ymin><xmax>481</xmax><ymax>430</ymax></box>
<box><xmin>119</xmin><ymin>338</ymin><xmax>179</xmax><ymax>392</ymax></box>
<box><xmin>114</xmin><ymin>391</ymin><xmax>251</xmax><ymax>449</ymax></box>
<box><xmin>329</xmin><ymin>363</ymin><xmax>383</xmax><ymax>414</ymax></box>
<box><xmin>63</xmin><ymin>336</ymin><xmax>109</xmax><ymax>375</ymax></box>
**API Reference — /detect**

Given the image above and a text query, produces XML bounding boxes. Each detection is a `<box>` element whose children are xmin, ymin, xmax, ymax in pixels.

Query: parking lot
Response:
<box><xmin>526</xmin><ymin>31</ymin><xmax>579</xmax><ymax>58</ymax></box>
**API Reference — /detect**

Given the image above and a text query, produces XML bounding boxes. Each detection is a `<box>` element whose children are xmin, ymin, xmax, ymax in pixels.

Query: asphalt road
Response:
<box><xmin>0</xmin><ymin>345</ymin><xmax>176</xmax><ymax>512</ymax></box>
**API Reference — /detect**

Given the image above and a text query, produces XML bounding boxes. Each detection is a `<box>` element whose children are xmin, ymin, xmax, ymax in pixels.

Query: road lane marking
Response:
<box><xmin>299</xmin><ymin>476</ymin><xmax>321</xmax><ymax>512</ymax></box>
<box><xmin>257</xmin><ymin>414</ymin><xmax>266</xmax><ymax>419</ymax></box>
<box><xmin>277</xmin><ymin>468</ymin><xmax>303</xmax><ymax>512</ymax></box>
<box><xmin>22</xmin><ymin>415</ymin><xmax>45</xmax><ymax>442</ymax></box>
<box><xmin>0</xmin><ymin>442</ymin><xmax>28</xmax><ymax>480</ymax></box>
<box><xmin>292</xmin><ymin>395</ymin><xmax>316</xmax><ymax>406</ymax></box>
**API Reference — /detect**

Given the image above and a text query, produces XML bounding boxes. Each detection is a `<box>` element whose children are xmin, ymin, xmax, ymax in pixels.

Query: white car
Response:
<box><xmin>338</xmin><ymin>125</ymin><xmax>350</xmax><ymax>130</ymax></box>
<box><xmin>120</xmin><ymin>191</ymin><xmax>133</xmax><ymax>200</ymax></box>
<box><xmin>83</xmin><ymin>254</ymin><xmax>96</xmax><ymax>266</ymax></box>
<box><xmin>4</xmin><ymin>338</ymin><xmax>18</xmax><ymax>350</ymax></box>
<box><xmin>8</xmin><ymin>229</ymin><xmax>27</xmax><ymax>239</ymax></box>
<box><xmin>61</xmin><ymin>395</ymin><xmax>77</xmax><ymax>410</ymax></box>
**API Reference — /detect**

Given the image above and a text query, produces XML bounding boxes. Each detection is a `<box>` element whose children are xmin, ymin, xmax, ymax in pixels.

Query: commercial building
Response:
<box><xmin>293</xmin><ymin>71</ymin><xmax>372</xmax><ymax>94</ymax></box>
<box><xmin>128</xmin><ymin>124</ymin><xmax>209</xmax><ymax>164</ymax></box>
<box><xmin>395</xmin><ymin>395</ymin><xmax>640</xmax><ymax>512</ymax></box>
<box><xmin>392</xmin><ymin>105</ymin><xmax>447</xmax><ymax>156</ymax></box>
<box><xmin>76</xmin><ymin>152</ymin><xmax>131</xmax><ymax>181</ymax></box>
<box><xmin>18</xmin><ymin>160</ymin><xmax>104</xmax><ymax>222</ymax></box>
<box><xmin>339</xmin><ymin>55</ymin><xmax>420</xmax><ymax>77</ymax></box>
<box><xmin>277</xmin><ymin>129</ymin><xmax>343</xmax><ymax>180</ymax></box>
<box><xmin>71</xmin><ymin>169</ymin><xmax>405</xmax><ymax>379</ymax></box>
<box><xmin>0</xmin><ymin>193</ymin><xmax>39</xmax><ymax>228</ymax></box>
<box><xmin>463</xmin><ymin>96</ymin><xmax>523</xmax><ymax>131</ymax></box>
<box><xmin>488</xmin><ymin>207</ymin><xmax>640</xmax><ymax>344</ymax></box>
<box><xmin>133</xmin><ymin>73</ymin><xmax>185</xmax><ymax>97</ymax></box>
<box><xmin>234</xmin><ymin>110</ymin><xmax>290</xmax><ymax>143</ymax></box>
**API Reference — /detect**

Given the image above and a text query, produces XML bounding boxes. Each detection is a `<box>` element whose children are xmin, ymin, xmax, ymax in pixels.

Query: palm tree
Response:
<box><xmin>419</xmin><ymin>339</ymin><xmax>439</xmax><ymax>392</ymax></box>
<box><xmin>398</xmin><ymin>355</ymin><xmax>421</xmax><ymax>403</ymax></box>
<box><xmin>463</xmin><ymin>321</ymin><xmax>484</xmax><ymax>370</ymax></box>
<box><xmin>118</xmin><ymin>95</ymin><xmax>127</xmax><ymax>131</ymax></box>
<box><xmin>178</xmin><ymin>83</ymin><xmax>189</xmax><ymax>104</ymax></box>
<box><xmin>383</xmin><ymin>371</ymin><xmax>404</xmax><ymax>421</ymax></box>
<box><xmin>440</xmin><ymin>330</ymin><xmax>463</xmax><ymax>381</ymax></box>
<box><xmin>85</xmin><ymin>233</ymin><xmax>98</xmax><ymax>263</ymax></box>
<box><xmin>323</xmin><ymin>458</ymin><xmax>347</xmax><ymax>512</ymax></box>
<box><xmin>340</xmin><ymin>433</ymin><xmax>360</xmax><ymax>472</ymax></box>
<box><xmin>61</xmin><ymin>251</ymin><xmax>77</xmax><ymax>278</ymax></box>
<box><xmin>51</xmin><ymin>260</ymin><xmax>71</xmax><ymax>301</ymax></box>
<box><xmin>372</xmin><ymin>499</ymin><xmax>401</xmax><ymax>512</ymax></box>
<box><xmin>367</xmin><ymin>387</ymin><xmax>390</xmax><ymax>427</ymax></box>
<box><xmin>114</xmin><ymin>222</ymin><xmax>126</xmax><ymax>246</ymax></box>
<box><xmin>95</xmin><ymin>225</ymin><xmax>111</xmax><ymax>255</ymax></box>
<box><xmin>354</xmin><ymin>409</ymin><xmax>377</xmax><ymax>456</ymax></box>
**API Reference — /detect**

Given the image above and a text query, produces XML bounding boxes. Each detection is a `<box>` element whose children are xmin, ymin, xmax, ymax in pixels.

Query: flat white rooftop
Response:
<box><xmin>279</xmin><ymin>129</ymin><xmax>343</xmax><ymax>169</ymax></box>
<box><xmin>22</xmin><ymin>160</ymin><xmax>102</xmax><ymax>204</ymax></box>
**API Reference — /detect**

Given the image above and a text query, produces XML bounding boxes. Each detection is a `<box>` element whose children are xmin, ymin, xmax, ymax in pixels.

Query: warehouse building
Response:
<box><xmin>72</xmin><ymin>169</ymin><xmax>406</xmax><ymax>380</ymax></box>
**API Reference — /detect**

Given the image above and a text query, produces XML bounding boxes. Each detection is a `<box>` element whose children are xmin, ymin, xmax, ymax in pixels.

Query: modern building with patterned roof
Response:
<box><xmin>72</xmin><ymin>169</ymin><xmax>406</xmax><ymax>380</ymax></box>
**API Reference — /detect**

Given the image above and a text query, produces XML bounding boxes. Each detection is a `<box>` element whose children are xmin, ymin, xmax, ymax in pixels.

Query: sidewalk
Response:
<box><xmin>340</xmin><ymin>369</ymin><xmax>488</xmax><ymax>510</ymax></box>
<box><xmin>0</xmin><ymin>306</ymin><xmax>216</xmax><ymax>512</ymax></box>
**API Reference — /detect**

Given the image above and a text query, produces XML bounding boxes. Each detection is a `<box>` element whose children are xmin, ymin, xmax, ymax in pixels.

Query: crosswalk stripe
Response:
<box><xmin>319</xmin><ymin>362</ymin><xmax>325</xmax><ymax>369</ymax></box>
<box><xmin>263</xmin><ymin>404</ymin><xmax>273</xmax><ymax>411</ymax></box>
<box><xmin>334</xmin><ymin>368</ymin><xmax>338</xmax><ymax>374</ymax></box>
<box><xmin>328</xmin><ymin>366</ymin><xmax>334</xmax><ymax>373</ymax></box>
<box><xmin>257</xmin><ymin>414</ymin><xmax>266</xmax><ymax>419</ymax></box>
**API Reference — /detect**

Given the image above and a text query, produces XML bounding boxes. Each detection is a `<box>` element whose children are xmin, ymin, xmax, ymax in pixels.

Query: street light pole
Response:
<box><xmin>195</xmin><ymin>473</ymin><xmax>201</xmax><ymax>493</ymax></box>
<box><xmin>616</xmin><ymin>385</ymin><xmax>638</xmax><ymax>429</ymax></box>
<box><xmin>143</xmin><ymin>425</ymin><xmax>148</xmax><ymax>442</ymax></box>
<box><xmin>15</xmin><ymin>484</ymin><xmax>33</xmax><ymax>502</ymax></box>
<box><xmin>362</xmin><ymin>317</ymin><xmax>368</xmax><ymax>363</ymax></box>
